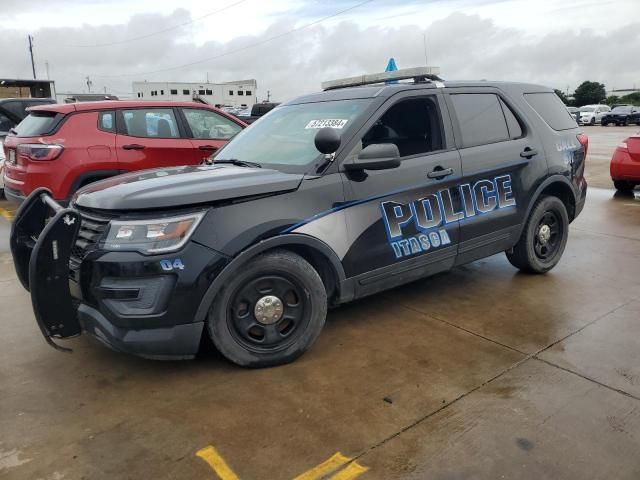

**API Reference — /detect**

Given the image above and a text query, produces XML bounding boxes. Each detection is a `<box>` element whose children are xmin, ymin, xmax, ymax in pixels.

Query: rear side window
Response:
<box><xmin>14</xmin><ymin>111</ymin><xmax>62</xmax><ymax>137</ymax></box>
<box><xmin>98</xmin><ymin>111</ymin><xmax>115</xmax><ymax>132</ymax></box>
<box><xmin>450</xmin><ymin>94</ymin><xmax>509</xmax><ymax>148</ymax></box>
<box><xmin>524</xmin><ymin>92</ymin><xmax>577</xmax><ymax>131</ymax></box>
<box><xmin>121</xmin><ymin>108</ymin><xmax>179</xmax><ymax>138</ymax></box>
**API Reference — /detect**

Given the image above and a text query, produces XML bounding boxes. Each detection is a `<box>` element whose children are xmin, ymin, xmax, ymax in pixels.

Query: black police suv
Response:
<box><xmin>11</xmin><ymin>68</ymin><xmax>588</xmax><ymax>367</ymax></box>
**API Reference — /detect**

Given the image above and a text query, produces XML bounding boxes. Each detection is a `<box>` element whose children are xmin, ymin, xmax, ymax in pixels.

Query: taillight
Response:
<box><xmin>17</xmin><ymin>143</ymin><xmax>64</xmax><ymax>161</ymax></box>
<box><xmin>576</xmin><ymin>133</ymin><xmax>588</xmax><ymax>158</ymax></box>
<box><xmin>618</xmin><ymin>141</ymin><xmax>628</xmax><ymax>152</ymax></box>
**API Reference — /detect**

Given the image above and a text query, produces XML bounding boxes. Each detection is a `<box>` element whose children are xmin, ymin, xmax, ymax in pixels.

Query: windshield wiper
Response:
<box><xmin>214</xmin><ymin>159</ymin><xmax>262</xmax><ymax>168</ymax></box>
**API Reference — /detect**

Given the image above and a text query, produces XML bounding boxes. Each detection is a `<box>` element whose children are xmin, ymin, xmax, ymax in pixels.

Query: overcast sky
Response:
<box><xmin>1</xmin><ymin>0</ymin><xmax>638</xmax><ymax>101</ymax></box>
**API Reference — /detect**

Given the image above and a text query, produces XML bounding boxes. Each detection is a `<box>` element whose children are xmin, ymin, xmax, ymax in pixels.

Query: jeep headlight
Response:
<box><xmin>103</xmin><ymin>212</ymin><xmax>205</xmax><ymax>254</ymax></box>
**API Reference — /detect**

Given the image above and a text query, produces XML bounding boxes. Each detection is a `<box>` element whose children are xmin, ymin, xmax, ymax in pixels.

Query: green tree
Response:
<box><xmin>606</xmin><ymin>95</ymin><xmax>620</xmax><ymax>106</ymax></box>
<box><xmin>573</xmin><ymin>81</ymin><xmax>606</xmax><ymax>106</ymax></box>
<box><xmin>619</xmin><ymin>92</ymin><xmax>640</xmax><ymax>105</ymax></box>
<box><xmin>554</xmin><ymin>89</ymin><xmax>570</xmax><ymax>105</ymax></box>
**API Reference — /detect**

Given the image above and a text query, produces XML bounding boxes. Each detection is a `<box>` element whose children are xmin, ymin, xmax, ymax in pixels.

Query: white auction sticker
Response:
<box><xmin>305</xmin><ymin>119</ymin><xmax>348</xmax><ymax>129</ymax></box>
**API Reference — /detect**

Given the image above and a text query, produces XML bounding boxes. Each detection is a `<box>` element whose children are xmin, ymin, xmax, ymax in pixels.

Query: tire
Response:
<box><xmin>622</xmin><ymin>119</ymin><xmax>628</xmax><ymax>126</ymax></box>
<box><xmin>506</xmin><ymin>196</ymin><xmax>569</xmax><ymax>274</ymax></box>
<box><xmin>613</xmin><ymin>180</ymin><xmax>635</xmax><ymax>192</ymax></box>
<box><xmin>207</xmin><ymin>250</ymin><xmax>327</xmax><ymax>368</ymax></box>
<box><xmin>601</xmin><ymin>121</ymin><xmax>608</xmax><ymax>127</ymax></box>
<box><xmin>590</xmin><ymin>117</ymin><xmax>595</xmax><ymax>125</ymax></box>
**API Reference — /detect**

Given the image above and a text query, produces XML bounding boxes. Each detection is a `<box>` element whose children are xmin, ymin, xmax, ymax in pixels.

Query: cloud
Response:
<box><xmin>0</xmin><ymin>9</ymin><xmax>638</xmax><ymax>101</ymax></box>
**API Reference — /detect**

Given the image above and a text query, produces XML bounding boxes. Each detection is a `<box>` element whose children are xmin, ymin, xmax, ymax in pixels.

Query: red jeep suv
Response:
<box><xmin>3</xmin><ymin>101</ymin><xmax>245</xmax><ymax>204</ymax></box>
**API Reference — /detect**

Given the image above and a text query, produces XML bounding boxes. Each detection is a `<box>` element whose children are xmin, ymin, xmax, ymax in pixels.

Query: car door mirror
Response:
<box><xmin>314</xmin><ymin>127</ymin><xmax>341</xmax><ymax>154</ymax></box>
<box><xmin>344</xmin><ymin>143</ymin><xmax>401</xmax><ymax>171</ymax></box>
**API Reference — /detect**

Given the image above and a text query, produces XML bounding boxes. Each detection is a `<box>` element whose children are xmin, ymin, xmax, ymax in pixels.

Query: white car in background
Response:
<box><xmin>578</xmin><ymin>104</ymin><xmax>611</xmax><ymax>125</ymax></box>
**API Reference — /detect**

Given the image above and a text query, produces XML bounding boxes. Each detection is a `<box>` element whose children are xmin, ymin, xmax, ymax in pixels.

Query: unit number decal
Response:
<box><xmin>160</xmin><ymin>259</ymin><xmax>185</xmax><ymax>271</ymax></box>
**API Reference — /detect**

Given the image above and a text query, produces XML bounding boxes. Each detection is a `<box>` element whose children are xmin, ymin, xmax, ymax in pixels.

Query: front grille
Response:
<box><xmin>69</xmin><ymin>212</ymin><xmax>110</xmax><ymax>266</ymax></box>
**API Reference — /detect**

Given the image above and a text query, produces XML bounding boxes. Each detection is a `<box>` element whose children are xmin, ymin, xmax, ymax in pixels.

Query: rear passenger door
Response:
<box><xmin>445</xmin><ymin>89</ymin><xmax>547</xmax><ymax>265</ymax></box>
<box><xmin>178</xmin><ymin>107</ymin><xmax>243</xmax><ymax>163</ymax></box>
<box><xmin>115</xmin><ymin>107</ymin><xmax>195</xmax><ymax>172</ymax></box>
<box><xmin>340</xmin><ymin>91</ymin><xmax>462</xmax><ymax>296</ymax></box>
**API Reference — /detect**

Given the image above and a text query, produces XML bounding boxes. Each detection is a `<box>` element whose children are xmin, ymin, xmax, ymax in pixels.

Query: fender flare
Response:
<box><xmin>518</xmin><ymin>175</ymin><xmax>578</xmax><ymax>237</ymax></box>
<box><xmin>194</xmin><ymin>234</ymin><xmax>348</xmax><ymax>323</ymax></box>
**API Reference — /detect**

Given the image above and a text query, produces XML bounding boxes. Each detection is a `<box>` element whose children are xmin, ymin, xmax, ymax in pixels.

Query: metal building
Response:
<box><xmin>132</xmin><ymin>79</ymin><xmax>257</xmax><ymax>108</ymax></box>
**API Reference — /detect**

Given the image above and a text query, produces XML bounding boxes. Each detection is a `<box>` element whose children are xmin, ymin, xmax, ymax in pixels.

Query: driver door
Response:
<box><xmin>339</xmin><ymin>91</ymin><xmax>462</xmax><ymax>296</ymax></box>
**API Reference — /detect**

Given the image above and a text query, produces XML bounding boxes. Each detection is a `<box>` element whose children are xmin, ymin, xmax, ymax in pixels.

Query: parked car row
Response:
<box><xmin>571</xmin><ymin>104</ymin><xmax>640</xmax><ymax>126</ymax></box>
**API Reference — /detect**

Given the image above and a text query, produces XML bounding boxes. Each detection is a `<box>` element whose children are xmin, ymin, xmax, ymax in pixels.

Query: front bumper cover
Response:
<box><xmin>10</xmin><ymin>189</ymin><xmax>219</xmax><ymax>359</ymax></box>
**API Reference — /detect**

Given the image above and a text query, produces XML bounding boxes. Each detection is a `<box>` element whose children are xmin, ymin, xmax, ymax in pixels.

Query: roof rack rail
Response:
<box><xmin>321</xmin><ymin>66</ymin><xmax>442</xmax><ymax>91</ymax></box>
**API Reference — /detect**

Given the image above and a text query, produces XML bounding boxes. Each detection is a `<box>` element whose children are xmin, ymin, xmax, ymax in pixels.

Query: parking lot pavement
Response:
<box><xmin>0</xmin><ymin>186</ymin><xmax>638</xmax><ymax>479</ymax></box>
<box><xmin>583</xmin><ymin>125</ymin><xmax>639</xmax><ymax>189</ymax></box>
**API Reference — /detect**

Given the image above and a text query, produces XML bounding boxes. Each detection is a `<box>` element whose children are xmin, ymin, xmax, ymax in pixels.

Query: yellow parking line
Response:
<box><xmin>196</xmin><ymin>446</ymin><xmax>241</xmax><ymax>480</ymax></box>
<box><xmin>293</xmin><ymin>452</ymin><xmax>352</xmax><ymax>480</ymax></box>
<box><xmin>328</xmin><ymin>462</ymin><xmax>369</xmax><ymax>480</ymax></box>
<box><xmin>0</xmin><ymin>208</ymin><xmax>14</xmax><ymax>221</ymax></box>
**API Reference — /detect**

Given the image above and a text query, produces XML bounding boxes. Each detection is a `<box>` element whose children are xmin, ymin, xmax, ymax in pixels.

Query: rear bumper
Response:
<box><xmin>5</xmin><ymin>186</ymin><xmax>25</xmax><ymax>205</ymax></box>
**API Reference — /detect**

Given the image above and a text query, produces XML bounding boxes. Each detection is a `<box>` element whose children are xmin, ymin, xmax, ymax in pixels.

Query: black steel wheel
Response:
<box><xmin>228</xmin><ymin>275</ymin><xmax>309</xmax><ymax>353</ymax></box>
<box><xmin>533</xmin><ymin>211</ymin><xmax>562</xmax><ymax>261</ymax></box>
<box><xmin>506</xmin><ymin>195</ymin><xmax>569</xmax><ymax>273</ymax></box>
<box><xmin>208</xmin><ymin>250</ymin><xmax>327</xmax><ymax>367</ymax></box>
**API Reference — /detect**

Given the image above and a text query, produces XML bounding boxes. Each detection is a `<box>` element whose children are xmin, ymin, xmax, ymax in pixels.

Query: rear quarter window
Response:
<box><xmin>14</xmin><ymin>111</ymin><xmax>63</xmax><ymax>137</ymax></box>
<box><xmin>524</xmin><ymin>92</ymin><xmax>577</xmax><ymax>131</ymax></box>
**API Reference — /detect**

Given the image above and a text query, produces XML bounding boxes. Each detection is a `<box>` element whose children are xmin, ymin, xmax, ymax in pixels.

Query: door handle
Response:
<box><xmin>198</xmin><ymin>145</ymin><xmax>219</xmax><ymax>152</ymax></box>
<box><xmin>427</xmin><ymin>167</ymin><xmax>454</xmax><ymax>179</ymax></box>
<box><xmin>122</xmin><ymin>144</ymin><xmax>145</xmax><ymax>150</ymax></box>
<box><xmin>520</xmin><ymin>147</ymin><xmax>538</xmax><ymax>158</ymax></box>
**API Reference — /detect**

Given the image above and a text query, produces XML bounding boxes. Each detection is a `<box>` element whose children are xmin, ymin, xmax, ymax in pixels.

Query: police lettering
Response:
<box><xmin>380</xmin><ymin>175</ymin><xmax>515</xmax><ymax>259</ymax></box>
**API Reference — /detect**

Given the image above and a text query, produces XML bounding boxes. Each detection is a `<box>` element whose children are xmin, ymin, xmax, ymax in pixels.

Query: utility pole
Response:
<box><xmin>45</xmin><ymin>61</ymin><xmax>50</xmax><ymax>80</ymax></box>
<box><xmin>28</xmin><ymin>35</ymin><xmax>36</xmax><ymax>79</ymax></box>
<box><xmin>423</xmin><ymin>32</ymin><xmax>428</xmax><ymax>66</ymax></box>
<box><xmin>86</xmin><ymin>76</ymin><xmax>93</xmax><ymax>93</ymax></box>
<box><xmin>267</xmin><ymin>90</ymin><xmax>271</xmax><ymax>102</ymax></box>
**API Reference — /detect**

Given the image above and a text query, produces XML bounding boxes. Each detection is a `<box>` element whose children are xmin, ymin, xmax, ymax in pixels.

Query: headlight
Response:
<box><xmin>103</xmin><ymin>212</ymin><xmax>205</xmax><ymax>254</ymax></box>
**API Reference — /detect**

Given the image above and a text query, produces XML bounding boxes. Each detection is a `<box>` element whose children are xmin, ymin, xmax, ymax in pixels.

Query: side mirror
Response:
<box><xmin>314</xmin><ymin>127</ymin><xmax>341</xmax><ymax>154</ymax></box>
<box><xmin>344</xmin><ymin>143</ymin><xmax>401</xmax><ymax>171</ymax></box>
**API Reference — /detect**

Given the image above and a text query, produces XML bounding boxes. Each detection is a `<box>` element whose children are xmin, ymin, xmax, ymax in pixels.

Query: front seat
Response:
<box><xmin>156</xmin><ymin>118</ymin><xmax>172</xmax><ymax>137</ymax></box>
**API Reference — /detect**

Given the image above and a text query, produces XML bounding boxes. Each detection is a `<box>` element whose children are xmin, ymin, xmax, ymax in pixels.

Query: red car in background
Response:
<box><xmin>610</xmin><ymin>135</ymin><xmax>640</xmax><ymax>192</ymax></box>
<box><xmin>2</xmin><ymin>101</ymin><xmax>245</xmax><ymax>203</ymax></box>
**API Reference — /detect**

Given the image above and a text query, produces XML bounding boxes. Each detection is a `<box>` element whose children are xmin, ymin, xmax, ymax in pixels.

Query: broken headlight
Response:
<box><xmin>103</xmin><ymin>212</ymin><xmax>205</xmax><ymax>254</ymax></box>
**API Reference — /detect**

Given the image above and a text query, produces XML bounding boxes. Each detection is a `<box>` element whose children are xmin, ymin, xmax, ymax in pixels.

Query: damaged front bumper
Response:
<box><xmin>10</xmin><ymin>189</ymin><xmax>224</xmax><ymax>359</ymax></box>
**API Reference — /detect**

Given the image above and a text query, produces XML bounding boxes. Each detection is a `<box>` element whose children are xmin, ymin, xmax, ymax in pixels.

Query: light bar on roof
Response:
<box><xmin>321</xmin><ymin>66</ymin><xmax>442</xmax><ymax>91</ymax></box>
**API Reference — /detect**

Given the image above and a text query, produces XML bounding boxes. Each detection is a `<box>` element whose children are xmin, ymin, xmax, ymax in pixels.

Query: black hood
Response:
<box><xmin>73</xmin><ymin>165</ymin><xmax>304</xmax><ymax>211</ymax></box>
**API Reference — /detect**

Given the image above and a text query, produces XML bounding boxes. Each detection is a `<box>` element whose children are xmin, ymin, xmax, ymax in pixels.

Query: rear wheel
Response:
<box><xmin>614</xmin><ymin>180</ymin><xmax>635</xmax><ymax>192</ymax></box>
<box><xmin>207</xmin><ymin>250</ymin><xmax>327</xmax><ymax>368</ymax></box>
<box><xmin>506</xmin><ymin>196</ymin><xmax>569</xmax><ymax>274</ymax></box>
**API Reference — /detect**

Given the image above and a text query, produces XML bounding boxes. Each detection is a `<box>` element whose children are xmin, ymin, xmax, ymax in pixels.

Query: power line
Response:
<box><xmin>66</xmin><ymin>0</ymin><xmax>248</xmax><ymax>48</ymax></box>
<box><xmin>92</xmin><ymin>0</ymin><xmax>376</xmax><ymax>79</ymax></box>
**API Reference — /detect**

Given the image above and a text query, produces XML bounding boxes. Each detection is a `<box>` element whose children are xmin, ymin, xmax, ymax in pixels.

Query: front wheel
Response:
<box><xmin>590</xmin><ymin>117</ymin><xmax>596</xmax><ymax>125</ymax></box>
<box><xmin>207</xmin><ymin>250</ymin><xmax>327</xmax><ymax>368</ymax></box>
<box><xmin>601</xmin><ymin>121</ymin><xmax>608</xmax><ymax>127</ymax></box>
<box><xmin>506</xmin><ymin>196</ymin><xmax>569</xmax><ymax>274</ymax></box>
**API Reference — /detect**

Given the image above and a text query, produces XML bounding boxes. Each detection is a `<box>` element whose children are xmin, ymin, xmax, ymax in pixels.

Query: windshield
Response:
<box><xmin>214</xmin><ymin>99</ymin><xmax>368</xmax><ymax>173</ymax></box>
<box><xmin>612</xmin><ymin>106</ymin><xmax>632</xmax><ymax>113</ymax></box>
<box><xmin>579</xmin><ymin>107</ymin><xmax>595</xmax><ymax>112</ymax></box>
